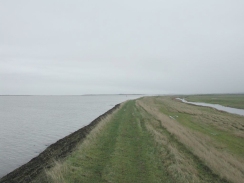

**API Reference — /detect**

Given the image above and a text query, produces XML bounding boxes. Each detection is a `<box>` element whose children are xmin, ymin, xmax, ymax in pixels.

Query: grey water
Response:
<box><xmin>0</xmin><ymin>95</ymin><xmax>142</xmax><ymax>178</ymax></box>
<box><xmin>176</xmin><ymin>98</ymin><xmax>244</xmax><ymax>116</ymax></box>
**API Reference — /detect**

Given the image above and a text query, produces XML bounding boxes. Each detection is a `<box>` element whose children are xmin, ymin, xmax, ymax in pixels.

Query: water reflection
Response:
<box><xmin>176</xmin><ymin>98</ymin><xmax>244</xmax><ymax>116</ymax></box>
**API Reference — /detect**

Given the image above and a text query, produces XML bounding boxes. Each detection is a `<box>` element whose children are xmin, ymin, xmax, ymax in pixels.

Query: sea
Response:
<box><xmin>0</xmin><ymin>95</ymin><xmax>142</xmax><ymax>178</ymax></box>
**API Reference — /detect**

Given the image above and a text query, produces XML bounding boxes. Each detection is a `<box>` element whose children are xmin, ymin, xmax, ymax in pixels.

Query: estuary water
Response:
<box><xmin>176</xmin><ymin>98</ymin><xmax>244</xmax><ymax>116</ymax></box>
<box><xmin>0</xmin><ymin>95</ymin><xmax>142</xmax><ymax>177</ymax></box>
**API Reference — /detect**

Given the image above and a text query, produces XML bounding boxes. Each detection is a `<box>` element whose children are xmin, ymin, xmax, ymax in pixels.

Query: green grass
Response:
<box><xmin>183</xmin><ymin>94</ymin><xmax>244</xmax><ymax>109</ymax></box>
<box><xmin>176</xmin><ymin>114</ymin><xmax>244</xmax><ymax>156</ymax></box>
<box><xmin>138</xmin><ymin>105</ymin><xmax>227</xmax><ymax>183</ymax></box>
<box><xmin>46</xmin><ymin>97</ymin><xmax>244</xmax><ymax>183</ymax></box>
<box><xmin>157</xmin><ymin>98</ymin><xmax>244</xmax><ymax>156</ymax></box>
<box><xmin>48</xmin><ymin>101</ymin><xmax>172</xmax><ymax>183</ymax></box>
<box><xmin>102</xmin><ymin>101</ymin><xmax>170</xmax><ymax>183</ymax></box>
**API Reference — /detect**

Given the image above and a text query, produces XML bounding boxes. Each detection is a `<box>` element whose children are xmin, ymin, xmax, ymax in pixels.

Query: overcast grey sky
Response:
<box><xmin>1</xmin><ymin>0</ymin><xmax>244</xmax><ymax>95</ymax></box>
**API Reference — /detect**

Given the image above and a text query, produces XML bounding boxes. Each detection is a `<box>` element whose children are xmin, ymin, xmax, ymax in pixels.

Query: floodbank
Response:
<box><xmin>45</xmin><ymin>98</ymin><xmax>235</xmax><ymax>183</ymax></box>
<box><xmin>1</xmin><ymin>95</ymin><xmax>244</xmax><ymax>183</ymax></box>
<box><xmin>0</xmin><ymin>104</ymin><xmax>120</xmax><ymax>183</ymax></box>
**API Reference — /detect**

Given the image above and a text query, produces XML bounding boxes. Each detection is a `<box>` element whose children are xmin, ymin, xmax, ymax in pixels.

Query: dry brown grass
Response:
<box><xmin>144</xmin><ymin>121</ymin><xmax>201</xmax><ymax>183</ymax></box>
<box><xmin>170</xmin><ymin>98</ymin><xmax>244</xmax><ymax>135</ymax></box>
<box><xmin>45</xmin><ymin>161</ymin><xmax>67</xmax><ymax>183</ymax></box>
<box><xmin>136</xmin><ymin>103</ymin><xmax>203</xmax><ymax>182</ymax></box>
<box><xmin>137</xmin><ymin>97</ymin><xmax>244</xmax><ymax>183</ymax></box>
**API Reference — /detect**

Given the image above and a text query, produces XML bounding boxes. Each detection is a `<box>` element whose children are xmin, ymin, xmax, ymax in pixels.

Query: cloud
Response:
<box><xmin>1</xmin><ymin>0</ymin><xmax>244</xmax><ymax>94</ymax></box>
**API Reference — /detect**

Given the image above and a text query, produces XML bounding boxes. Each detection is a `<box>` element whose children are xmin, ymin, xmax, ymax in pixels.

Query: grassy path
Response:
<box><xmin>46</xmin><ymin>97</ymin><xmax>244</xmax><ymax>183</ymax></box>
<box><xmin>47</xmin><ymin>101</ymin><xmax>170</xmax><ymax>182</ymax></box>
<box><xmin>102</xmin><ymin>101</ymin><xmax>169</xmax><ymax>183</ymax></box>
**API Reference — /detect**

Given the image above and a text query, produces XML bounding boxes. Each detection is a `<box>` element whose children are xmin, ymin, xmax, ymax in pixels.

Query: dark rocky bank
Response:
<box><xmin>0</xmin><ymin>104</ymin><xmax>120</xmax><ymax>183</ymax></box>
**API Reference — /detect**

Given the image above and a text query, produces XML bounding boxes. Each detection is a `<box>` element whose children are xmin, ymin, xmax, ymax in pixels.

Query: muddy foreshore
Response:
<box><xmin>0</xmin><ymin>104</ymin><xmax>120</xmax><ymax>183</ymax></box>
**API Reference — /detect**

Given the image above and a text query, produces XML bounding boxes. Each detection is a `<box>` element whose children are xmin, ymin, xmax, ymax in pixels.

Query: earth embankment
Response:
<box><xmin>0</xmin><ymin>104</ymin><xmax>120</xmax><ymax>183</ymax></box>
<box><xmin>46</xmin><ymin>97</ymin><xmax>244</xmax><ymax>183</ymax></box>
<box><xmin>2</xmin><ymin>95</ymin><xmax>244</xmax><ymax>183</ymax></box>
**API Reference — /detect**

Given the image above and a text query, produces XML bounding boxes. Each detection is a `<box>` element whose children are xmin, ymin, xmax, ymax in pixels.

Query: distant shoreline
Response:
<box><xmin>0</xmin><ymin>94</ymin><xmax>144</xmax><ymax>96</ymax></box>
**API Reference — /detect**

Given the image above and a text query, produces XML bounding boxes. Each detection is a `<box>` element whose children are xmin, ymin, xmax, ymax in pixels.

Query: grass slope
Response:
<box><xmin>46</xmin><ymin>96</ymin><xmax>244</xmax><ymax>183</ymax></box>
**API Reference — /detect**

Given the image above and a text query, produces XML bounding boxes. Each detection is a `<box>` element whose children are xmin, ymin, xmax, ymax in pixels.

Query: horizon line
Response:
<box><xmin>0</xmin><ymin>92</ymin><xmax>244</xmax><ymax>96</ymax></box>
